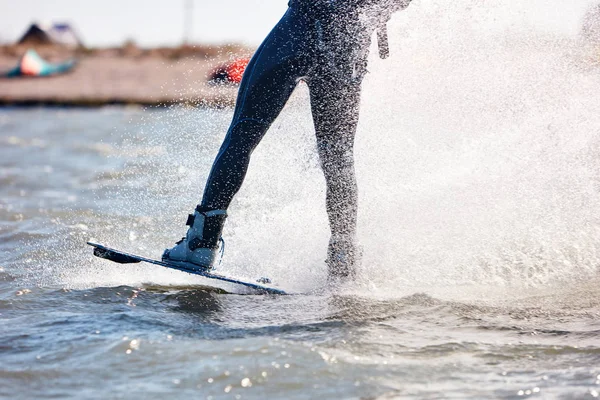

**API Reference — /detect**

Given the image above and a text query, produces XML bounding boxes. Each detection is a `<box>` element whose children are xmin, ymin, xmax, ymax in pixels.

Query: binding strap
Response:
<box><xmin>188</xmin><ymin>206</ymin><xmax>228</xmax><ymax>250</ymax></box>
<box><xmin>186</xmin><ymin>214</ymin><xmax>195</xmax><ymax>226</ymax></box>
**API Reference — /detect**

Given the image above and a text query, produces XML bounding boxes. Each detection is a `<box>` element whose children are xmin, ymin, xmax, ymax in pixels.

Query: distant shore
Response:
<box><xmin>0</xmin><ymin>44</ymin><xmax>253</xmax><ymax>107</ymax></box>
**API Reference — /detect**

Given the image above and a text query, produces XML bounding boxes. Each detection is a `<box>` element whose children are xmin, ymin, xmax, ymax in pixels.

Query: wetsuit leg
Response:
<box><xmin>308</xmin><ymin>77</ymin><xmax>362</xmax><ymax>241</ymax></box>
<box><xmin>201</xmin><ymin>8</ymin><xmax>311</xmax><ymax>210</ymax></box>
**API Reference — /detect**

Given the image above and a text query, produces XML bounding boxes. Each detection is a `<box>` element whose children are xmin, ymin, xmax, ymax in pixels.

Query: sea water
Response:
<box><xmin>2</xmin><ymin>0</ymin><xmax>600</xmax><ymax>398</ymax></box>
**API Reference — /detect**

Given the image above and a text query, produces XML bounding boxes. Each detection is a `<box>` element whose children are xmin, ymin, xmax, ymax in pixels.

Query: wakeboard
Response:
<box><xmin>87</xmin><ymin>242</ymin><xmax>288</xmax><ymax>295</ymax></box>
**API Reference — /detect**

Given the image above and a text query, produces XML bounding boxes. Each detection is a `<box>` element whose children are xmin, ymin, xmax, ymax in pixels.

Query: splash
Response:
<box><xmin>354</xmin><ymin>0</ymin><xmax>600</xmax><ymax>288</ymax></box>
<box><xmin>232</xmin><ymin>0</ymin><xmax>600</xmax><ymax>290</ymax></box>
<box><xmin>26</xmin><ymin>1</ymin><xmax>600</xmax><ymax>294</ymax></box>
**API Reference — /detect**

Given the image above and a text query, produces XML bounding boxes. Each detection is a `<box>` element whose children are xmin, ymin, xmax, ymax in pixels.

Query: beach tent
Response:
<box><xmin>18</xmin><ymin>23</ymin><xmax>82</xmax><ymax>47</ymax></box>
<box><xmin>2</xmin><ymin>49</ymin><xmax>76</xmax><ymax>78</ymax></box>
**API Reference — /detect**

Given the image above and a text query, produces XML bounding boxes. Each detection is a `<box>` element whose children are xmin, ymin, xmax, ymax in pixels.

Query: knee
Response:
<box><xmin>318</xmin><ymin>143</ymin><xmax>354</xmax><ymax>172</ymax></box>
<box><xmin>322</xmin><ymin>158</ymin><xmax>356</xmax><ymax>188</ymax></box>
<box><xmin>222</xmin><ymin>118</ymin><xmax>269</xmax><ymax>155</ymax></box>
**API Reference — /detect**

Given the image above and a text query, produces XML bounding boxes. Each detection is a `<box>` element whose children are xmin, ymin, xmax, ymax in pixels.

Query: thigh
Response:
<box><xmin>308</xmin><ymin>78</ymin><xmax>362</xmax><ymax>165</ymax></box>
<box><xmin>231</xmin><ymin>8</ymin><xmax>311</xmax><ymax>126</ymax></box>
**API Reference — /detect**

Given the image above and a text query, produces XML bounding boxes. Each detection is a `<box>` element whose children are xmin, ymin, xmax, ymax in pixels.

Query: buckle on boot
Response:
<box><xmin>186</xmin><ymin>214</ymin><xmax>195</xmax><ymax>226</ymax></box>
<box><xmin>195</xmin><ymin>205</ymin><xmax>228</xmax><ymax>218</ymax></box>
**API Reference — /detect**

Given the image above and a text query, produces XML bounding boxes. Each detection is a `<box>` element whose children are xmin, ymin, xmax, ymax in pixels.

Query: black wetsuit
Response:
<box><xmin>201</xmin><ymin>0</ymin><xmax>410</xmax><ymax>242</ymax></box>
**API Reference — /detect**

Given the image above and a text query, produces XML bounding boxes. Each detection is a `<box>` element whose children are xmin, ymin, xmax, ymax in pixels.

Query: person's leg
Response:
<box><xmin>308</xmin><ymin>77</ymin><xmax>363</xmax><ymax>278</ymax></box>
<box><xmin>164</xmin><ymin>8</ymin><xmax>310</xmax><ymax>269</ymax></box>
<box><xmin>201</xmin><ymin>7</ymin><xmax>316</xmax><ymax>210</ymax></box>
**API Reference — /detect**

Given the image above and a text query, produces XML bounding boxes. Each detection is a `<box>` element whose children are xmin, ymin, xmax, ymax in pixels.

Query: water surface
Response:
<box><xmin>3</xmin><ymin>1</ymin><xmax>600</xmax><ymax>398</ymax></box>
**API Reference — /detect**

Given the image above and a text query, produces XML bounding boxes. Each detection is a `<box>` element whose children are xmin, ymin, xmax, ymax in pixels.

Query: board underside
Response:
<box><xmin>87</xmin><ymin>242</ymin><xmax>288</xmax><ymax>295</ymax></box>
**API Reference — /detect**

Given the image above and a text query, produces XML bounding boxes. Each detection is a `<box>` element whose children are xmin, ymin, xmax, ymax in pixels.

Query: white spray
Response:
<box><xmin>35</xmin><ymin>0</ymin><xmax>600</xmax><ymax>294</ymax></box>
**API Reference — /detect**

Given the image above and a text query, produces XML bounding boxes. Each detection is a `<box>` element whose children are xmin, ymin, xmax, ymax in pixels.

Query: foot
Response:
<box><xmin>162</xmin><ymin>206</ymin><xmax>227</xmax><ymax>271</ymax></box>
<box><xmin>326</xmin><ymin>236</ymin><xmax>361</xmax><ymax>281</ymax></box>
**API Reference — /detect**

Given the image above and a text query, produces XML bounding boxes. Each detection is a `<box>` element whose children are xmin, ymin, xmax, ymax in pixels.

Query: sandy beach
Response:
<box><xmin>0</xmin><ymin>44</ymin><xmax>250</xmax><ymax>107</ymax></box>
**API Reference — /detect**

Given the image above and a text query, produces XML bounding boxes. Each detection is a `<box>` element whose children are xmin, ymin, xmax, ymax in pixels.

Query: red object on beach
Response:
<box><xmin>226</xmin><ymin>58</ymin><xmax>250</xmax><ymax>83</ymax></box>
<box><xmin>210</xmin><ymin>58</ymin><xmax>250</xmax><ymax>84</ymax></box>
<box><xmin>20</xmin><ymin>52</ymin><xmax>43</xmax><ymax>76</ymax></box>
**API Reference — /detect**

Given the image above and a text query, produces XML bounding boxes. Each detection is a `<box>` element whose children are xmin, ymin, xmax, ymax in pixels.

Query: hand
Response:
<box><xmin>375</xmin><ymin>0</ymin><xmax>413</xmax><ymax>25</ymax></box>
<box><xmin>391</xmin><ymin>0</ymin><xmax>412</xmax><ymax>11</ymax></box>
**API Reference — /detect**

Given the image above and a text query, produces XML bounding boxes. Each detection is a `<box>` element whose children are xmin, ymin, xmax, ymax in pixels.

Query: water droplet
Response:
<box><xmin>173</xmin><ymin>379</ymin><xmax>181</xmax><ymax>385</ymax></box>
<box><xmin>207</xmin><ymin>378</ymin><xmax>214</xmax><ymax>383</ymax></box>
<box><xmin>261</xmin><ymin>371</ymin><xmax>267</xmax><ymax>378</ymax></box>
<box><xmin>224</xmin><ymin>385</ymin><xmax>232</xmax><ymax>393</ymax></box>
<box><xmin>241</xmin><ymin>378</ymin><xmax>252</xmax><ymax>388</ymax></box>
<box><xmin>517</xmin><ymin>390</ymin><xmax>524</xmax><ymax>396</ymax></box>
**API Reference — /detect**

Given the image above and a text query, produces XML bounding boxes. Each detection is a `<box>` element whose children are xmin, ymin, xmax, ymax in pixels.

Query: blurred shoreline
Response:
<box><xmin>0</xmin><ymin>43</ymin><xmax>253</xmax><ymax>107</ymax></box>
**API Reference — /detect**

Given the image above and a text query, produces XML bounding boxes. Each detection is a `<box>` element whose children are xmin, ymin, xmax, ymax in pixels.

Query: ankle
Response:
<box><xmin>187</xmin><ymin>206</ymin><xmax>227</xmax><ymax>250</ymax></box>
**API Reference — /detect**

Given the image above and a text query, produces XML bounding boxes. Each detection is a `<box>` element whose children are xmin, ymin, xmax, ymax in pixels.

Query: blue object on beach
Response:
<box><xmin>2</xmin><ymin>49</ymin><xmax>76</xmax><ymax>78</ymax></box>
